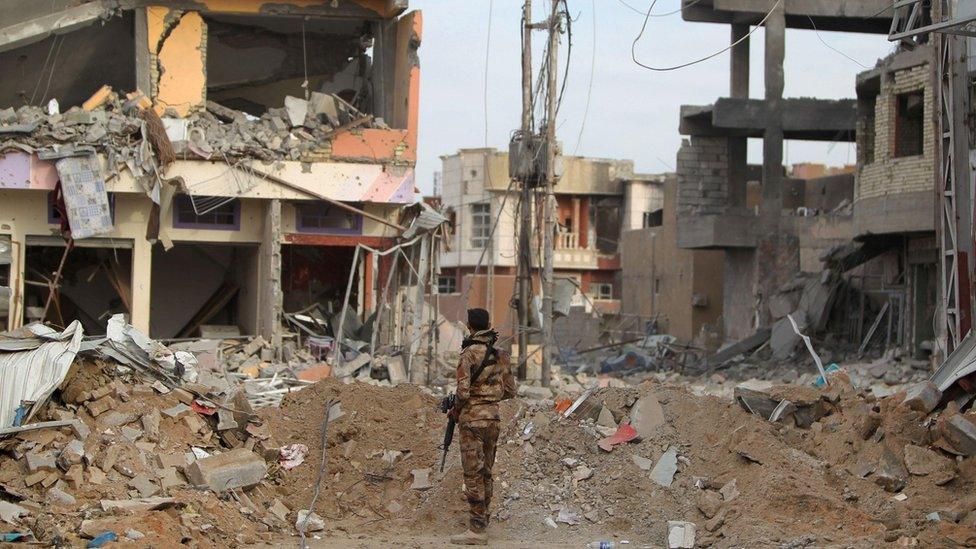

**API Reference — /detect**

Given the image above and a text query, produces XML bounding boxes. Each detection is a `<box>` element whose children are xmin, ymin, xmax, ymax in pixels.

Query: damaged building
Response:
<box><xmin>0</xmin><ymin>0</ymin><xmax>423</xmax><ymax>348</ymax></box>
<box><xmin>674</xmin><ymin>1</ymin><xmax>891</xmax><ymax>347</ymax></box>
<box><xmin>434</xmin><ymin>148</ymin><xmax>664</xmax><ymax>352</ymax></box>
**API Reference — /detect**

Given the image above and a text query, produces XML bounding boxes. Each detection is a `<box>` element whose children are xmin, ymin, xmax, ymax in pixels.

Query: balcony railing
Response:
<box><xmin>556</xmin><ymin>232</ymin><xmax>581</xmax><ymax>250</ymax></box>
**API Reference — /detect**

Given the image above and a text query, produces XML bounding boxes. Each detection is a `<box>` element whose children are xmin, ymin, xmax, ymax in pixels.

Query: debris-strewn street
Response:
<box><xmin>2</xmin><ymin>0</ymin><xmax>976</xmax><ymax>547</ymax></box>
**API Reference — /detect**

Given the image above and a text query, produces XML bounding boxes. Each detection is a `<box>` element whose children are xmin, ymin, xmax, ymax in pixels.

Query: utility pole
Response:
<box><xmin>540</xmin><ymin>0</ymin><xmax>560</xmax><ymax>387</ymax></box>
<box><xmin>516</xmin><ymin>0</ymin><xmax>533</xmax><ymax>380</ymax></box>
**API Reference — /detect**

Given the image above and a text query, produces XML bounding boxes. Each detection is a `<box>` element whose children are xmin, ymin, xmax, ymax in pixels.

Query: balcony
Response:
<box><xmin>553</xmin><ymin>231</ymin><xmax>600</xmax><ymax>269</ymax></box>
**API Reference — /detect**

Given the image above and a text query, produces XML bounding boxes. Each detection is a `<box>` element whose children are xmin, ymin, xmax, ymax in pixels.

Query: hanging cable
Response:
<box><xmin>807</xmin><ymin>15</ymin><xmax>872</xmax><ymax>69</ymax></box>
<box><xmin>574</xmin><ymin>0</ymin><xmax>597</xmax><ymax>155</ymax></box>
<box><xmin>631</xmin><ymin>0</ymin><xmax>783</xmax><ymax>72</ymax></box>
<box><xmin>616</xmin><ymin>0</ymin><xmax>704</xmax><ymax>17</ymax></box>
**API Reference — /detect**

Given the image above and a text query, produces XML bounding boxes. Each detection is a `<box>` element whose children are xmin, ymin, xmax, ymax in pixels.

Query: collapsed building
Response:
<box><xmin>0</xmin><ymin>1</ymin><xmax>426</xmax><ymax>358</ymax></box>
<box><xmin>672</xmin><ymin>1</ymin><xmax>907</xmax><ymax>358</ymax></box>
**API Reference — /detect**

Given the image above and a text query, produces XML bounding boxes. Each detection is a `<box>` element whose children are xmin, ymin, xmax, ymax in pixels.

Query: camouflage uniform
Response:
<box><xmin>455</xmin><ymin>329</ymin><xmax>517</xmax><ymax>533</ymax></box>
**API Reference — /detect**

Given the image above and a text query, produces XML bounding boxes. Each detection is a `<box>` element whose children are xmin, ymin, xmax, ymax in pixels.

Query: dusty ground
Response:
<box><xmin>3</xmin><ymin>360</ymin><xmax>974</xmax><ymax>548</ymax></box>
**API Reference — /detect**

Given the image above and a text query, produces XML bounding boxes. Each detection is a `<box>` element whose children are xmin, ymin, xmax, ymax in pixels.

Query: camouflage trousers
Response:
<box><xmin>459</xmin><ymin>420</ymin><xmax>500</xmax><ymax>533</ymax></box>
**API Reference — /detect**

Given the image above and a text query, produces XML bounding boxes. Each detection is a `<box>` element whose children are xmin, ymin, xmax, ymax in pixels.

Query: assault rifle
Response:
<box><xmin>438</xmin><ymin>393</ymin><xmax>457</xmax><ymax>472</ymax></box>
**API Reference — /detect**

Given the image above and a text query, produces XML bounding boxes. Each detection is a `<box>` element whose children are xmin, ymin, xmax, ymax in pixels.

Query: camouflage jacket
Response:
<box><xmin>456</xmin><ymin>329</ymin><xmax>517</xmax><ymax>424</ymax></box>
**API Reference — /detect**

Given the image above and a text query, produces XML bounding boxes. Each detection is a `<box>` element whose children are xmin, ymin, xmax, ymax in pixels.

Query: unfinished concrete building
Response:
<box><xmin>0</xmin><ymin>1</ymin><xmax>422</xmax><ymax>344</ymax></box>
<box><xmin>851</xmin><ymin>45</ymin><xmax>938</xmax><ymax>356</ymax></box>
<box><xmin>675</xmin><ymin>1</ymin><xmax>891</xmax><ymax>343</ymax></box>
<box><xmin>435</xmin><ymin>148</ymin><xmax>664</xmax><ymax>344</ymax></box>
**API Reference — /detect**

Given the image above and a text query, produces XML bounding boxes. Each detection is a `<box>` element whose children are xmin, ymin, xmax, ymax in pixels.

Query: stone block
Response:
<box><xmin>902</xmin><ymin>382</ymin><xmax>941</xmax><ymax>414</ymax></box>
<box><xmin>944</xmin><ymin>415</ymin><xmax>976</xmax><ymax>456</ymax></box>
<box><xmin>25</xmin><ymin>451</ymin><xmax>57</xmax><ymax>473</ymax></box>
<box><xmin>630</xmin><ymin>393</ymin><xmax>666</xmax><ymax>439</ymax></box>
<box><xmin>184</xmin><ymin>448</ymin><xmax>267</xmax><ymax>492</ymax></box>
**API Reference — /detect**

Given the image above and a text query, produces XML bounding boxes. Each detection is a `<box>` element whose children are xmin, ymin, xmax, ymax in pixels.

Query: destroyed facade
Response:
<box><xmin>674</xmin><ymin>1</ymin><xmax>890</xmax><ymax>344</ymax></box>
<box><xmin>0</xmin><ymin>0</ymin><xmax>423</xmax><ymax>350</ymax></box>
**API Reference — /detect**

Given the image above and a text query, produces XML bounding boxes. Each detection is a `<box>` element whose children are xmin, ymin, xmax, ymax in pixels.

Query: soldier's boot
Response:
<box><xmin>449</xmin><ymin>530</ymin><xmax>488</xmax><ymax>545</ymax></box>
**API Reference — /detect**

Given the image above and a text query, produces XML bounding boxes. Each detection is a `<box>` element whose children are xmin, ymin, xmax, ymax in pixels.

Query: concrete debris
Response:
<box><xmin>667</xmin><ymin>520</ymin><xmax>697</xmax><ymax>548</ymax></box>
<box><xmin>903</xmin><ymin>444</ymin><xmax>950</xmax><ymax>476</ymax></box>
<box><xmin>632</xmin><ymin>454</ymin><xmax>654</xmax><ymax>471</ymax></box>
<box><xmin>942</xmin><ymin>414</ymin><xmax>976</xmax><ymax>456</ymax></box>
<box><xmin>629</xmin><ymin>393</ymin><xmax>666</xmax><ymax>439</ymax></box>
<box><xmin>902</xmin><ymin>382</ymin><xmax>941</xmax><ymax>414</ymax></box>
<box><xmin>874</xmin><ymin>449</ymin><xmax>909</xmax><ymax>493</ymax></box>
<box><xmin>45</xmin><ymin>486</ymin><xmax>77</xmax><ymax>507</ymax></box>
<box><xmin>650</xmin><ymin>446</ymin><xmax>679</xmax><ymax>487</ymax></box>
<box><xmin>410</xmin><ymin>468</ymin><xmax>433</xmax><ymax>490</ymax></box>
<box><xmin>185</xmin><ymin>448</ymin><xmax>268</xmax><ymax>492</ymax></box>
<box><xmin>0</xmin><ymin>500</ymin><xmax>29</xmax><ymax>524</ymax></box>
<box><xmin>296</xmin><ymin>510</ymin><xmax>325</xmax><ymax>533</ymax></box>
<box><xmin>100</xmin><ymin>497</ymin><xmax>175</xmax><ymax>513</ymax></box>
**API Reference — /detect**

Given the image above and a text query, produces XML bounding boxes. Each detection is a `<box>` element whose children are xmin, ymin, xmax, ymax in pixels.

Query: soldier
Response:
<box><xmin>450</xmin><ymin>308</ymin><xmax>517</xmax><ymax>546</ymax></box>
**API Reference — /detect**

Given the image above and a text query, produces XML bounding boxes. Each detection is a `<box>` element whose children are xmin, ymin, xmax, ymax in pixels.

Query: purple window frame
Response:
<box><xmin>295</xmin><ymin>202</ymin><xmax>363</xmax><ymax>235</ymax></box>
<box><xmin>172</xmin><ymin>195</ymin><xmax>241</xmax><ymax>231</ymax></box>
<box><xmin>48</xmin><ymin>191</ymin><xmax>115</xmax><ymax>225</ymax></box>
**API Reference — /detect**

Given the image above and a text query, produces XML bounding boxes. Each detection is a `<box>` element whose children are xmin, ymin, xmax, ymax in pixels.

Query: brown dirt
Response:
<box><xmin>5</xmin><ymin>359</ymin><xmax>976</xmax><ymax>547</ymax></box>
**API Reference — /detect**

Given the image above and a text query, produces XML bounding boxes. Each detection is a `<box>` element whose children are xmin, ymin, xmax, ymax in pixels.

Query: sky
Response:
<box><xmin>410</xmin><ymin>0</ymin><xmax>898</xmax><ymax>196</ymax></box>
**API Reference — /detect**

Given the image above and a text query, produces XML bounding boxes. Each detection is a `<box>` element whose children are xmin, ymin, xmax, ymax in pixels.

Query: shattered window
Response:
<box><xmin>173</xmin><ymin>195</ymin><xmax>240</xmax><ymax>230</ymax></box>
<box><xmin>470</xmin><ymin>203</ymin><xmax>491</xmax><ymax>249</ymax></box>
<box><xmin>894</xmin><ymin>91</ymin><xmax>924</xmax><ymax>158</ymax></box>
<box><xmin>296</xmin><ymin>203</ymin><xmax>361</xmax><ymax>234</ymax></box>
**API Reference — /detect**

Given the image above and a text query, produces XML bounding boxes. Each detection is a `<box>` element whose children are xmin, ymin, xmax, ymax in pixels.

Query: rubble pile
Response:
<box><xmin>0</xmin><ymin>87</ymin><xmax>384</xmax><ymax>164</ymax></box>
<box><xmin>4</xmin><ymin>323</ymin><xmax>976</xmax><ymax>546</ymax></box>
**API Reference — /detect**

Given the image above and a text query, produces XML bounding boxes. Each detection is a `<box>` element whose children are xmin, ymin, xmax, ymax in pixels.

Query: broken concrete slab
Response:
<box><xmin>632</xmin><ymin>454</ymin><xmax>653</xmax><ymax>471</ymax></box>
<box><xmin>597</xmin><ymin>406</ymin><xmax>617</xmax><ymax>429</ymax></box>
<box><xmin>284</xmin><ymin>96</ymin><xmax>309</xmax><ymax>127</ymax></box>
<box><xmin>158</xmin><ymin>467</ymin><xmax>184</xmax><ymax>489</ymax></box>
<box><xmin>25</xmin><ymin>452</ymin><xmax>57</xmax><ymax>473</ymax></box>
<box><xmin>943</xmin><ymin>415</ymin><xmax>976</xmax><ymax>456</ymax></box>
<box><xmin>667</xmin><ymin>520</ymin><xmax>697</xmax><ymax>548</ymax></box>
<box><xmin>904</xmin><ymin>444</ymin><xmax>951</xmax><ymax>476</ymax></box>
<box><xmin>141</xmin><ymin>409</ymin><xmax>160</xmax><ymax>441</ymax></box>
<box><xmin>650</xmin><ymin>446</ymin><xmax>678</xmax><ymax>488</ymax></box>
<box><xmin>770</xmin><ymin>311</ymin><xmax>807</xmax><ymax>360</ymax></box>
<box><xmin>0</xmin><ymin>500</ymin><xmax>28</xmax><ymax>524</ymax></box>
<box><xmin>410</xmin><ymin>468</ymin><xmax>433</xmax><ymax>490</ymax></box>
<box><xmin>57</xmin><ymin>439</ymin><xmax>84</xmax><ymax>470</ymax></box>
<box><xmin>100</xmin><ymin>497</ymin><xmax>175</xmax><ymax>513</ymax></box>
<box><xmin>162</xmin><ymin>403</ymin><xmax>191</xmax><ymax>418</ymax></box>
<box><xmin>46</xmin><ymin>486</ymin><xmax>76</xmax><ymax>507</ymax></box>
<box><xmin>902</xmin><ymin>381</ymin><xmax>941</xmax><ymax>414</ymax></box>
<box><xmin>269</xmin><ymin>499</ymin><xmax>290</xmax><ymax>522</ymax></box>
<box><xmin>129</xmin><ymin>475</ymin><xmax>159</xmax><ymax>498</ymax></box>
<box><xmin>185</xmin><ymin>448</ymin><xmax>267</xmax><ymax>492</ymax></box>
<box><xmin>630</xmin><ymin>393</ymin><xmax>666</xmax><ymax>439</ymax></box>
<box><xmin>874</xmin><ymin>448</ymin><xmax>908</xmax><ymax>493</ymax></box>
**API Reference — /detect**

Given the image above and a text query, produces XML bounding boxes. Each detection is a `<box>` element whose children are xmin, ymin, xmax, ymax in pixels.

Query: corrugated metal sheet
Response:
<box><xmin>0</xmin><ymin>321</ymin><xmax>83</xmax><ymax>428</ymax></box>
<box><xmin>401</xmin><ymin>202</ymin><xmax>447</xmax><ymax>239</ymax></box>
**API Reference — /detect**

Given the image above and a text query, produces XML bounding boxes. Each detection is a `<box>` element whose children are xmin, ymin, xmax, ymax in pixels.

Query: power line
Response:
<box><xmin>484</xmin><ymin>0</ymin><xmax>495</xmax><ymax>147</ymax></box>
<box><xmin>616</xmin><ymin>0</ymin><xmax>704</xmax><ymax>18</ymax></box>
<box><xmin>807</xmin><ymin>15</ymin><xmax>872</xmax><ymax>69</ymax></box>
<box><xmin>631</xmin><ymin>0</ymin><xmax>783</xmax><ymax>72</ymax></box>
<box><xmin>573</xmin><ymin>0</ymin><xmax>597</xmax><ymax>155</ymax></box>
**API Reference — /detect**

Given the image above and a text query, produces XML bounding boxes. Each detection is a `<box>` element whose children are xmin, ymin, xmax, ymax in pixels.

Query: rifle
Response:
<box><xmin>438</xmin><ymin>393</ymin><xmax>457</xmax><ymax>473</ymax></box>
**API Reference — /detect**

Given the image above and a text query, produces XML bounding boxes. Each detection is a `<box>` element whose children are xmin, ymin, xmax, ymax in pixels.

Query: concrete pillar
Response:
<box><xmin>131</xmin><ymin>238</ymin><xmax>152</xmax><ymax>334</ymax></box>
<box><xmin>7</xmin><ymin>230</ymin><xmax>26</xmax><ymax>330</ymax></box>
<box><xmin>761</xmin><ymin>1</ymin><xmax>785</xmax><ymax>216</ymax></box>
<box><xmin>134</xmin><ymin>8</ymin><xmax>151</xmax><ymax>94</ymax></box>
<box><xmin>258</xmin><ymin>200</ymin><xmax>282</xmax><ymax>347</ymax></box>
<box><xmin>730</xmin><ymin>24</ymin><xmax>750</xmax><ymax>99</ymax></box>
<box><xmin>728</xmin><ymin>24</ymin><xmax>750</xmax><ymax>209</ymax></box>
<box><xmin>572</xmin><ymin>197</ymin><xmax>581</xmax><ymax>239</ymax></box>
